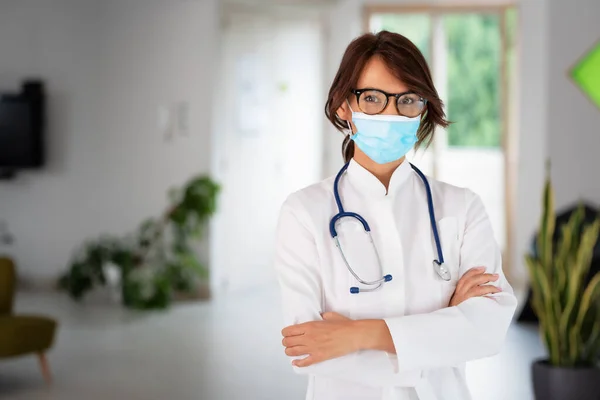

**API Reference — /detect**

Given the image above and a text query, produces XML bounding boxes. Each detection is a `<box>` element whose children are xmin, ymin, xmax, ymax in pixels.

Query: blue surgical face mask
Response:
<box><xmin>348</xmin><ymin>105</ymin><xmax>421</xmax><ymax>165</ymax></box>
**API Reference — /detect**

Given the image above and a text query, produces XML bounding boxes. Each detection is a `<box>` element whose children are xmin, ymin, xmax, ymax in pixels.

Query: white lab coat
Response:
<box><xmin>273</xmin><ymin>159</ymin><xmax>518</xmax><ymax>400</ymax></box>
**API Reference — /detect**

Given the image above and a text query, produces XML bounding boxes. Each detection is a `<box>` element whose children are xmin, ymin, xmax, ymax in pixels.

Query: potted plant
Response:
<box><xmin>526</xmin><ymin>163</ymin><xmax>600</xmax><ymax>400</ymax></box>
<box><xmin>58</xmin><ymin>174</ymin><xmax>220</xmax><ymax>310</ymax></box>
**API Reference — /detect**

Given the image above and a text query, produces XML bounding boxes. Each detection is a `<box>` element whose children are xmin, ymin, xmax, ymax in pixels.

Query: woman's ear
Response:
<box><xmin>336</xmin><ymin>101</ymin><xmax>353</xmax><ymax>131</ymax></box>
<box><xmin>337</xmin><ymin>101</ymin><xmax>351</xmax><ymax>123</ymax></box>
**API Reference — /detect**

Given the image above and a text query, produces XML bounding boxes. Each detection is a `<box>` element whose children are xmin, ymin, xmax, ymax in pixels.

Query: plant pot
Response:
<box><xmin>532</xmin><ymin>359</ymin><xmax>600</xmax><ymax>400</ymax></box>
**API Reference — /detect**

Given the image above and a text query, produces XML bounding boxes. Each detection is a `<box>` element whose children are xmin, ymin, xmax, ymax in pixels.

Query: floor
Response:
<box><xmin>1</xmin><ymin>286</ymin><xmax>544</xmax><ymax>400</ymax></box>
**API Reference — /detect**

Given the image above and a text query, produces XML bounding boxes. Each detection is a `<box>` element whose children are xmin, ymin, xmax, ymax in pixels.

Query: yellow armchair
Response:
<box><xmin>0</xmin><ymin>257</ymin><xmax>57</xmax><ymax>384</ymax></box>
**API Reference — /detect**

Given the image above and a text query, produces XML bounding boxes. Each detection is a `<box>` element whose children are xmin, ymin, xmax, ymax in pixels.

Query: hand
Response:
<box><xmin>281</xmin><ymin>312</ymin><xmax>358</xmax><ymax>367</ymax></box>
<box><xmin>449</xmin><ymin>266</ymin><xmax>502</xmax><ymax>307</ymax></box>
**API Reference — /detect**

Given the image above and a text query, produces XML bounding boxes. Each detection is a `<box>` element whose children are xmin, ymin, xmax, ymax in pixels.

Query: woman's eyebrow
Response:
<box><xmin>356</xmin><ymin>87</ymin><xmax>413</xmax><ymax>94</ymax></box>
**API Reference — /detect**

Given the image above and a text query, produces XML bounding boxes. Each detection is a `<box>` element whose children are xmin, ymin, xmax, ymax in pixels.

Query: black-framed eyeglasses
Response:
<box><xmin>351</xmin><ymin>88</ymin><xmax>427</xmax><ymax>118</ymax></box>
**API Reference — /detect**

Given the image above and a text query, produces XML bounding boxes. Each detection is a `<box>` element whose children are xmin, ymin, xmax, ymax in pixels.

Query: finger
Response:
<box><xmin>456</xmin><ymin>267</ymin><xmax>486</xmax><ymax>291</ymax></box>
<box><xmin>285</xmin><ymin>346</ymin><xmax>310</xmax><ymax>357</ymax></box>
<box><xmin>282</xmin><ymin>335</ymin><xmax>305</xmax><ymax>347</ymax></box>
<box><xmin>462</xmin><ymin>266</ymin><xmax>487</xmax><ymax>279</ymax></box>
<box><xmin>466</xmin><ymin>284</ymin><xmax>502</xmax><ymax>298</ymax></box>
<box><xmin>292</xmin><ymin>355</ymin><xmax>316</xmax><ymax>368</ymax></box>
<box><xmin>282</xmin><ymin>323</ymin><xmax>308</xmax><ymax>337</ymax></box>
<box><xmin>459</xmin><ymin>272</ymin><xmax>496</xmax><ymax>290</ymax></box>
<box><xmin>463</xmin><ymin>273</ymin><xmax>499</xmax><ymax>289</ymax></box>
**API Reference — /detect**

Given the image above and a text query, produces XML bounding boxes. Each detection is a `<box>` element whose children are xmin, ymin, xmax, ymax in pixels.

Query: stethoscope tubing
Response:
<box><xmin>330</xmin><ymin>161</ymin><xmax>449</xmax><ymax>294</ymax></box>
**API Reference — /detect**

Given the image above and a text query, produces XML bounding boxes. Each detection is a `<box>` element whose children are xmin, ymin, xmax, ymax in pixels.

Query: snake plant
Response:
<box><xmin>525</xmin><ymin>162</ymin><xmax>600</xmax><ymax>367</ymax></box>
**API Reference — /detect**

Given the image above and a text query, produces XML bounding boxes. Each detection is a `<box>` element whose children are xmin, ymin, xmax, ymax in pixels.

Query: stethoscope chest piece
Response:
<box><xmin>433</xmin><ymin>260</ymin><xmax>452</xmax><ymax>281</ymax></box>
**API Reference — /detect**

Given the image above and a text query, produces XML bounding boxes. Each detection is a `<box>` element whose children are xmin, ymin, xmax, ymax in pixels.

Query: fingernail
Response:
<box><xmin>476</xmin><ymin>267</ymin><xmax>485</xmax><ymax>271</ymax></box>
<box><xmin>493</xmin><ymin>273</ymin><xmax>499</xmax><ymax>277</ymax></box>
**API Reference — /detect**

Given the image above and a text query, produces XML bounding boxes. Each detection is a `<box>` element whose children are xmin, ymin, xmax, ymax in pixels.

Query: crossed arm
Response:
<box><xmin>274</xmin><ymin>193</ymin><xmax>518</xmax><ymax>385</ymax></box>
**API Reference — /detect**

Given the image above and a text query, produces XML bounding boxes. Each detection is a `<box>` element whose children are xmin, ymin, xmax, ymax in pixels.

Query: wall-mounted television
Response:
<box><xmin>0</xmin><ymin>81</ymin><xmax>45</xmax><ymax>172</ymax></box>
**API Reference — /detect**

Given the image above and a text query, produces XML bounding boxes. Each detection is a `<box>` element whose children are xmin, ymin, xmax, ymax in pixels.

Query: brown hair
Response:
<box><xmin>325</xmin><ymin>30</ymin><xmax>449</xmax><ymax>163</ymax></box>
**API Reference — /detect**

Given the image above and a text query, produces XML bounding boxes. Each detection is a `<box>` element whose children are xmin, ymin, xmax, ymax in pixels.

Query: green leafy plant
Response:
<box><xmin>58</xmin><ymin>175</ymin><xmax>220</xmax><ymax>310</ymax></box>
<box><xmin>525</xmin><ymin>162</ymin><xmax>600</xmax><ymax>367</ymax></box>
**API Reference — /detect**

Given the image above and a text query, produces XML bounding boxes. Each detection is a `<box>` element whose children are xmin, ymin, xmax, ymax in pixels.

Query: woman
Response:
<box><xmin>274</xmin><ymin>31</ymin><xmax>517</xmax><ymax>400</ymax></box>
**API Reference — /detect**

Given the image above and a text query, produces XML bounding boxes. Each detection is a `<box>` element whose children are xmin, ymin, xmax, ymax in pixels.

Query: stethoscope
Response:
<box><xmin>329</xmin><ymin>161</ymin><xmax>450</xmax><ymax>294</ymax></box>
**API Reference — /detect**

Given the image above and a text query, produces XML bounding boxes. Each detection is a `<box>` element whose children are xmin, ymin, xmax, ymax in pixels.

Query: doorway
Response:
<box><xmin>210</xmin><ymin>8</ymin><xmax>324</xmax><ymax>294</ymax></box>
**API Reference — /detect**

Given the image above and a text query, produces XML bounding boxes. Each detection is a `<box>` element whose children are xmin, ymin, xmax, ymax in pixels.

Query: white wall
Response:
<box><xmin>321</xmin><ymin>0</ymin><xmax>362</xmax><ymax>176</ymax></box>
<box><xmin>546</xmin><ymin>0</ymin><xmax>600</xmax><ymax>210</ymax></box>
<box><xmin>513</xmin><ymin>0</ymin><xmax>549</xmax><ymax>283</ymax></box>
<box><xmin>514</xmin><ymin>0</ymin><xmax>600</xmax><ymax>283</ymax></box>
<box><xmin>0</xmin><ymin>0</ymin><xmax>219</xmax><ymax>284</ymax></box>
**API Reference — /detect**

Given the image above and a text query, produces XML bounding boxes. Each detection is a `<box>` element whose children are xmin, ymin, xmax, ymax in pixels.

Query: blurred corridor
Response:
<box><xmin>1</xmin><ymin>0</ymin><xmax>600</xmax><ymax>399</ymax></box>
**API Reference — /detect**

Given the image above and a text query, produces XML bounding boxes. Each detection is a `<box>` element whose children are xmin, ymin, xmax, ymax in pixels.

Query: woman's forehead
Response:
<box><xmin>356</xmin><ymin>56</ymin><xmax>408</xmax><ymax>93</ymax></box>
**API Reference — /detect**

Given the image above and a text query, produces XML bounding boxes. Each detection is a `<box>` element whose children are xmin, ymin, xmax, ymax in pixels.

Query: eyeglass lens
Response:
<box><xmin>357</xmin><ymin>90</ymin><xmax>425</xmax><ymax>117</ymax></box>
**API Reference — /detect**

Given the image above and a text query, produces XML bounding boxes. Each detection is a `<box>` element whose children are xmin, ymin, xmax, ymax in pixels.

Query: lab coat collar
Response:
<box><xmin>346</xmin><ymin>158</ymin><xmax>412</xmax><ymax>198</ymax></box>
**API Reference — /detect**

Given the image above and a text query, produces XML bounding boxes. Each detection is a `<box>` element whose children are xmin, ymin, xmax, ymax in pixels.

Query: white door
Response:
<box><xmin>211</xmin><ymin>10</ymin><xmax>323</xmax><ymax>294</ymax></box>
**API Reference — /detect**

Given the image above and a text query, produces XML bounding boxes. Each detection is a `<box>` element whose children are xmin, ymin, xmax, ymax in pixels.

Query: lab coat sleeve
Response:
<box><xmin>274</xmin><ymin>196</ymin><xmax>421</xmax><ymax>387</ymax></box>
<box><xmin>384</xmin><ymin>190</ymin><xmax>518</xmax><ymax>371</ymax></box>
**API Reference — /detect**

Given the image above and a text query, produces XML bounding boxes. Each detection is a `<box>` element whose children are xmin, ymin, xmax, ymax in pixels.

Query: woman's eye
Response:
<box><xmin>364</xmin><ymin>95</ymin><xmax>379</xmax><ymax>103</ymax></box>
<box><xmin>400</xmin><ymin>97</ymin><xmax>414</xmax><ymax>105</ymax></box>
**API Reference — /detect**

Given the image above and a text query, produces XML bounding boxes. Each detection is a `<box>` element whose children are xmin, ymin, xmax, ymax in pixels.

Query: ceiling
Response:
<box><xmin>222</xmin><ymin>0</ymin><xmax>339</xmax><ymax>6</ymax></box>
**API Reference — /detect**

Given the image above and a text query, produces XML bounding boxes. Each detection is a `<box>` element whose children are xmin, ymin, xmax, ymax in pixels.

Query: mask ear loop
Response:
<box><xmin>345</xmin><ymin>120</ymin><xmax>353</xmax><ymax>136</ymax></box>
<box><xmin>345</xmin><ymin>100</ymin><xmax>355</xmax><ymax>136</ymax></box>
